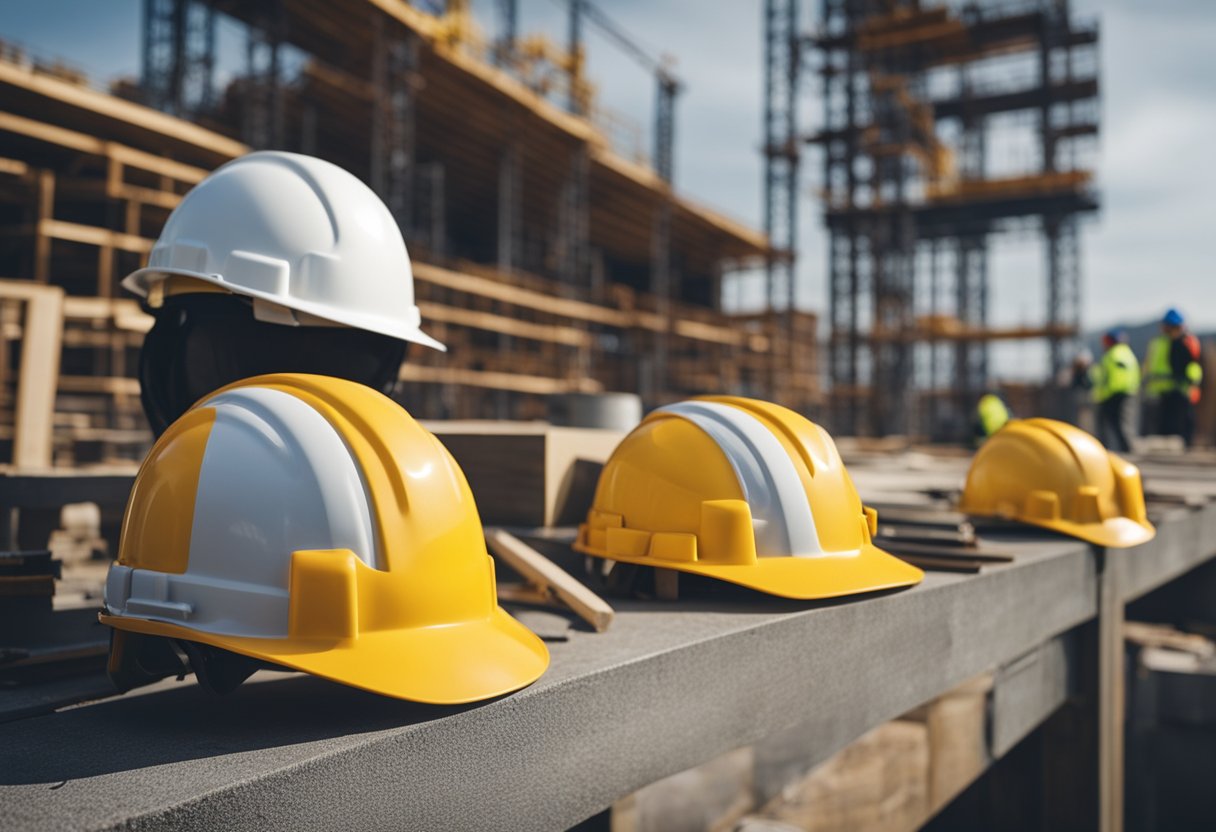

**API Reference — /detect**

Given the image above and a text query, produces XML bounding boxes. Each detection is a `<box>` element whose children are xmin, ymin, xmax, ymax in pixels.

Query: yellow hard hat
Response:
<box><xmin>573</xmin><ymin>397</ymin><xmax>923</xmax><ymax>599</ymax></box>
<box><xmin>958</xmin><ymin>418</ymin><xmax>1155</xmax><ymax>548</ymax></box>
<box><xmin>100</xmin><ymin>374</ymin><xmax>548</xmax><ymax>703</ymax></box>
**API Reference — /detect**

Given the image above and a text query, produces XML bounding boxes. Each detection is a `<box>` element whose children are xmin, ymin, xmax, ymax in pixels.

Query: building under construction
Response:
<box><xmin>0</xmin><ymin>0</ymin><xmax>818</xmax><ymax>468</ymax></box>
<box><xmin>765</xmin><ymin>0</ymin><xmax>1099</xmax><ymax>439</ymax></box>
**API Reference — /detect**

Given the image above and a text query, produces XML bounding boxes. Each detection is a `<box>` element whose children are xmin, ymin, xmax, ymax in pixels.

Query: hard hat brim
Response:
<box><xmin>1008</xmin><ymin>515</ymin><xmax>1156</xmax><ymax>549</ymax></box>
<box><xmin>577</xmin><ymin>542</ymin><xmax>924</xmax><ymax>600</ymax></box>
<box><xmin>100</xmin><ymin>606</ymin><xmax>549</xmax><ymax>704</ymax></box>
<box><xmin>123</xmin><ymin>268</ymin><xmax>448</xmax><ymax>352</ymax></box>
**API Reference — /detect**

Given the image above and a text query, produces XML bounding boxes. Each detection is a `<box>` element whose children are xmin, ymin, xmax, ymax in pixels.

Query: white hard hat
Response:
<box><xmin>124</xmin><ymin>151</ymin><xmax>445</xmax><ymax>351</ymax></box>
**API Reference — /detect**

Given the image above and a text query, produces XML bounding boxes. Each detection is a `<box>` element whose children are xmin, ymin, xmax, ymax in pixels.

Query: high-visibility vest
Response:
<box><xmin>977</xmin><ymin>394</ymin><xmax>1010</xmax><ymax>438</ymax></box>
<box><xmin>1147</xmin><ymin>333</ymin><xmax>1204</xmax><ymax>402</ymax></box>
<box><xmin>1144</xmin><ymin>336</ymin><xmax>1173</xmax><ymax>398</ymax></box>
<box><xmin>1092</xmin><ymin>343</ymin><xmax>1140</xmax><ymax>403</ymax></box>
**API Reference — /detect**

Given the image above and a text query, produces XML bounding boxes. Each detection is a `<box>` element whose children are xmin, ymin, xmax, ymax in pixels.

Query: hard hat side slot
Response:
<box><xmin>1024</xmin><ymin>490</ymin><xmax>1061</xmax><ymax>521</ymax></box>
<box><xmin>289</xmin><ymin>549</ymin><xmax>359</xmax><ymax>641</ymax></box>
<box><xmin>1072</xmin><ymin>487</ymin><xmax>1104</xmax><ymax>524</ymax></box>
<box><xmin>699</xmin><ymin>500</ymin><xmax>757</xmax><ymax>565</ymax></box>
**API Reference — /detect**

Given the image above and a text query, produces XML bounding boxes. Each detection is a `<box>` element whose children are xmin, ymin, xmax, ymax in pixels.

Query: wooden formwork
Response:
<box><xmin>0</xmin><ymin>32</ymin><xmax>819</xmax><ymax>466</ymax></box>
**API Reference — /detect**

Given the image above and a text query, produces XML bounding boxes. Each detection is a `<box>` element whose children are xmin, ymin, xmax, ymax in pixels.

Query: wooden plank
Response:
<box><xmin>96</xmin><ymin>243</ymin><xmax>113</xmax><ymax>298</ymax></box>
<box><xmin>0</xmin><ymin>157</ymin><xmax>28</xmax><ymax>176</ymax></box>
<box><xmin>874</xmin><ymin>523</ymin><xmax>976</xmax><ymax>545</ymax></box>
<box><xmin>1123</xmin><ymin>621</ymin><xmax>1215</xmax><ymax>658</ymax></box>
<box><xmin>868</xmin><ymin>505</ymin><xmax>972</xmax><ymax>528</ymax></box>
<box><xmin>612</xmin><ymin>747</ymin><xmax>755</xmax><ymax>832</ymax></box>
<box><xmin>398</xmin><ymin>362</ymin><xmax>601</xmax><ymax>395</ymax></box>
<box><xmin>39</xmin><ymin>219</ymin><xmax>154</xmax><ymax>254</ymax></box>
<box><xmin>417</xmin><ymin>301</ymin><xmax>591</xmax><ymax>347</ymax></box>
<box><xmin>485</xmin><ymin>528</ymin><xmax>614</xmax><ymax>632</ymax></box>
<box><xmin>0</xmin><ymin>280</ymin><xmax>64</xmax><ymax>470</ymax></box>
<box><xmin>111</xmin><ymin>183</ymin><xmax>182</xmax><ymax>211</ymax></box>
<box><xmin>106</xmin><ymin>143</ymin><xmax>211</xmax><ymax>184</ymax></box>
<box><xmin>0</xmin><ymin>59</ymin><xmax>247</xmax><ymax>162</ymax></box>
<box><xmin>874</xmin><ymin>539</ymin><xmax>1013</xmax><ymax>562</ymax></box>
<box><xmin>61</xmin><ymin>297</ymin><xmax>152</xmax><ymax>332</ymax></box>
<box><xmin>56</xmin><ymin>375</ymin><xmax>140</xmax><ymax>395</ymax></box>
<box><xmin>413</xmin><ymin>260</ymin><xmax>632</xmax><ymax>327</ymax></box>
<box><xmin>33</xmin><ymin>170</ymin><xmax>54</xmax><ymax>282</ymax></box>
<box><xmin>923</xmin><ymin>676</ymin><xmax>992</xmax><ymax>809</ymax></box>
<box><xmin>0</xmin><ymin>110</ymin><xmax>105</xmax><ymax>156</ymax></box>
<box><xmin>895</xmin><ymin>555</ymin><xmax>985</xmax><ymax>574</ymax></box>
<box><xmin>743</xmin><ymin>720</ymin><xmax>931</xmax><ymax>832</ymax></box>
<box><xmin>413</xmin><ymin>260</ymin><xmax>759</xmax><ymax>348</ymax></box>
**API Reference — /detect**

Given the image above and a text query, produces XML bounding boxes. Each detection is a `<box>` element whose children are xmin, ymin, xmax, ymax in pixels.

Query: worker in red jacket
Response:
<box><xmin>1145</xmin><ymin>308</ymin><xmax>1204</xmax><ymax>446</ymax></box>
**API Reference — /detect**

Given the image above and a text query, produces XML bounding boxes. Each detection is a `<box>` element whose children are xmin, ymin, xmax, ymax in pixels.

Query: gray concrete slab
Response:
<box><xmin>1</xmin><ymin>532</ymin><xmax>1096</xmax><ymax>832</ymax></box>
<box><xmin>1119</xmin><ymin>502</ymin><xmax>1216</xmax><ymax>601</ymax></box>
<box><xmin>3</xmin><ymin>501</ymin><xmax>1214</xmax><ymax>832</ymax></box>
<box><xmin>991</xmin><ymin>631</ymin><xmax>1076</xmax><ymax>759</ymax></box>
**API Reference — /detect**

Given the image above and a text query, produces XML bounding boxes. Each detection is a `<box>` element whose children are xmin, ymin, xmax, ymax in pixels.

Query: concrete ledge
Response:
<box><xmin>2</xmin><ymin>505</ymin><xmax>1213</xmax><ymax>831</ymax></box>
<box><xmin>991</xmin><ymin>631</ymin><xmax>1076</xmax><ymax>758</ymax></box>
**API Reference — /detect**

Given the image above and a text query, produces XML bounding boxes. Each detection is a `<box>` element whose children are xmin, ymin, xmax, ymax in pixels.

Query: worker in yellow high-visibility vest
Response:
<box><xmin>1145</xmin><ymin>308</ymin><xmax>1204</xmax><ymax>446</ymax></box>
<box><xmin>1091</xmin><ymin>328</ymin><xmax>1139</xmax><ymax>452</ymax></box>
<box><xmin>974</xmin><ymin>392</ymin><xmax>1011</xmax><ymax>446</ymax></box>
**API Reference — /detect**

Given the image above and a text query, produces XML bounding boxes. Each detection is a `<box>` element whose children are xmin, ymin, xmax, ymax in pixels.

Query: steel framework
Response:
<box><xmin>762</xmin><ymin>0</ymin><xmax>800</xmax><ymax>315</ymax></box>
<box><xmin>804</xmin><ymin>0</ymin><xmax>1099</xmax><ymax>437</ymax></box>
<box><xmin>140</xmin><ymin>0</ymin><xmax>216</xmax><ymax>118</ymax></box>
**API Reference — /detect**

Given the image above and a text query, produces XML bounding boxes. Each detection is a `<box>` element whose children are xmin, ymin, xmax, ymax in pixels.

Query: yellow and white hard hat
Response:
<box><xmin>574</xmin><ymin>397</ymin><xmax>924</xmax><ymax>599</ymax></box>
<box><xmin>959</xmin><ymin>418</ymin><xmax>1155</xmax><ymax>548</ymax></box>
<box><xmin>100</xmin><ymin>374</ymin><xmax>548</xmax><ymax>703</ymax></box>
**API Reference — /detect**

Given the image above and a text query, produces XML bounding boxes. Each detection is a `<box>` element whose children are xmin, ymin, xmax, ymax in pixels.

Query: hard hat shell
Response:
<box><xmin>100</xmin><ymin>374</ymin><xmax>547</xmax><ymax>703</ymax></box>
<box><xmin>123</xmin><ymin>151</ymin><xmax>445</xmax><ymax>351</ymax></box>
<box><xmin>958</xmin><ymin>418</ymin><xmax>1155</xmax><ymax>549</ymax></box>
<box><xmin>1163</xmin><ymin>308</ymin><xmax>1184</xmax><ymax>327</ymax></box>
<box><xmin>573</xmin><ymin>397</ymin><xmax>923</xmax><ymax>599</ymax></box>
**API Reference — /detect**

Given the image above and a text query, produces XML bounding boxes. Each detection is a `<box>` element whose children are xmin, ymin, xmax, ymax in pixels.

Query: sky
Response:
<box><xmin>3</xmin><ymin>0</ymin><xmax>1215</xmax><ymax>379</ymax></box>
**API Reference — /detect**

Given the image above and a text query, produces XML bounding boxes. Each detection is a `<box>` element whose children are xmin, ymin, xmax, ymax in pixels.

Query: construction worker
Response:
<box><xmin>974</xmin><ymin>392</ymin><xmax>1010</xmax><ymax>446</ymax></box>
<box><xmin>1091</xmin><ymin>328</ymin><xmax>1139</xmax><ymax>453</ymax></box>
<box><xmin>1145</xmin><ymin>308</ymin><xmax>1204</xmax><ymax>446</ymax></box>
<box><xmin>1069</xmin><ymin>349</ymin><xmax>1095</xmax><ymax>434</ymax></box>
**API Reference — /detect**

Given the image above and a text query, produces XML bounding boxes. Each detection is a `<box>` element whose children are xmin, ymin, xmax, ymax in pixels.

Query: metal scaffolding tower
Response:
<box><xmin>140</xmin><ymin>0</ymin><xmax>216</xmax><ymax>118</ymax></box>
<box><xmin>762</xmin><ymin>0</ymin><xmax>800</xmax><ymax>314</ymax></box>
<box><xmin>370</xmin><ymin>17</ymin><xmax>420</xmax><ymax>229</ymax></box>
<box><xmin>806</xmin><ymin>0</ymin><xmax>1099</xmax><ymax>438</ymax></box>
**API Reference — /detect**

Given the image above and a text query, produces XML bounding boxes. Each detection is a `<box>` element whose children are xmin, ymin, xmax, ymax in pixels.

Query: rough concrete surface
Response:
<box><xmin>1</xmin><ymin>499</ymin><xmax>1212</xmax><ymax>832</ymax></box>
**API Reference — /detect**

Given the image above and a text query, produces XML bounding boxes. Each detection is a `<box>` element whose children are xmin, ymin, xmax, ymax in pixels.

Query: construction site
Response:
<box><xmin>0</xmin><ymin>0</ymin><xmax>821</xmax><ymax>469</ymax></box>
<box><xmin>1</xmin><ymin>2</ymin><xmax>1215</xmax><ymax>831</ymax></box>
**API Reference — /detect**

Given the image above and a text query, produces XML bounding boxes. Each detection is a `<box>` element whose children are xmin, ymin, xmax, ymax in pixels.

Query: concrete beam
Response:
<box><xmin>2</xmin><ymin>505</ymin><xmax>1214</xmax><ymax>831</ymax></box>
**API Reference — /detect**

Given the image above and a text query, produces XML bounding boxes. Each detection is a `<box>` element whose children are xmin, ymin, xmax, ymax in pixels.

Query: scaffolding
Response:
<box><xmin>0</xmin><ymin>2</ymin><xmax>821</xmax><ymax>462</ymax></box>
<box><xmin>782</xmin><ymin>0</ymin><xmax>1099</xmax><ymax>438</ymax></box>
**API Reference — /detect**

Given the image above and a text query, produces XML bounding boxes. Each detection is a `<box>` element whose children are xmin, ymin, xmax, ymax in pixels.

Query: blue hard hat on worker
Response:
<box><xmin>1163</xmin><ymin>308</ymin><xmax>1184</xmax><ymax>328</ymax></box>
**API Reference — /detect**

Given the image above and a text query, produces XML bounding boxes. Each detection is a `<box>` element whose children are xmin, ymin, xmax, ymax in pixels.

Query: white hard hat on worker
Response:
<box><xmin>125</xmin><ymin>150</ymin><xmax>445</xmax><ymax>350</ymax></box>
